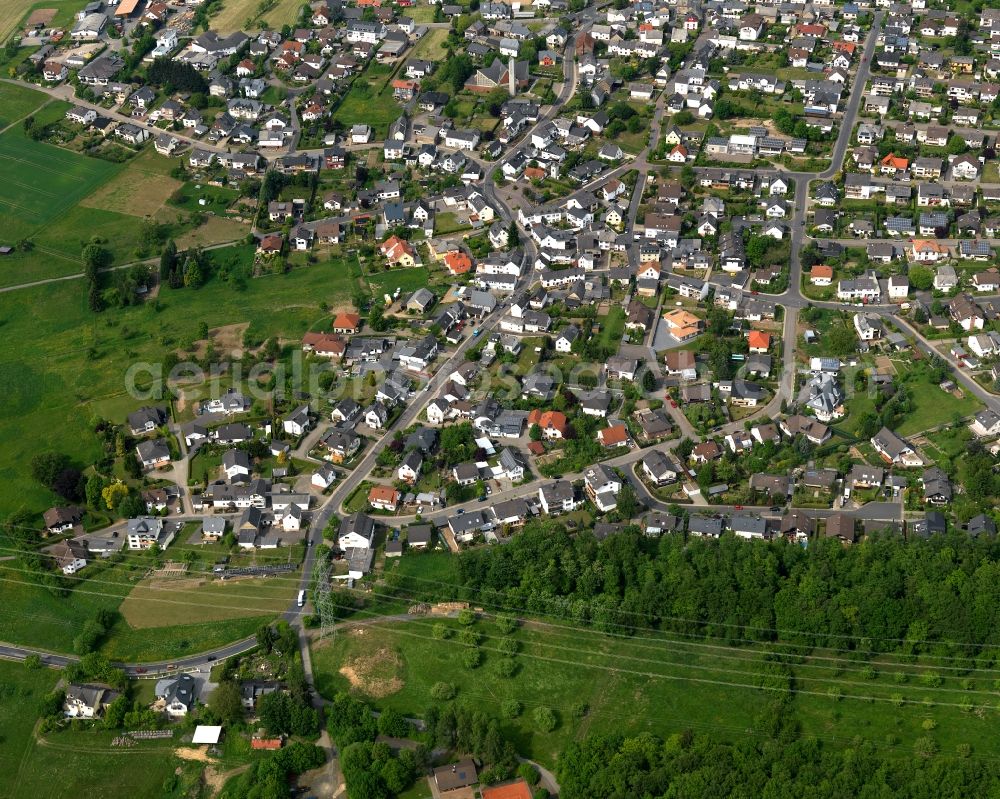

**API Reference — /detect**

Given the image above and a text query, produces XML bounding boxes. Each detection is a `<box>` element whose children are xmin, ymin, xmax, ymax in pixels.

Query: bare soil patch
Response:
<box><xmin>26</xmin><ymin>8</ymin><xmax>57</xmax><ymax>27</ymax></box>
<box><xmin>338</xmin><ymin>643</ymin><xmax>404</xmax><ymax>699</ymax></box>
<box><xmin>205</xmin><ymin>764</ymin><xmax>249</xmax><ymax>797</ymax></box>
<box><xmin>874</xmin><ymin>355</ymin><xmax>897</xmax><ymax>374</ymax></box>
<box><xmin>151</xmin><ymin>562</ymin><xmax>189</xmax><ymax>578</ymax></box>
<box><xmin>190</xmin><ymin>322</ymin><xmax>250</xmax><ymax>359</ymax></box>
<box><xmin>175</xmin><ymin>746</ymin><xmax>215</xmax><ymax>763</ymax></box>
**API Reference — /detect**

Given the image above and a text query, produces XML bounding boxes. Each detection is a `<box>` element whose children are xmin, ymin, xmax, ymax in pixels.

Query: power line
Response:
<box><xmin>0</xmin><ymin>531</ymin><xmax>987</xmax><ymax>660</ymax></box>
<box><xmin>376</xmin><ymin>568</ymin><xmax>1000</xmax><ymax>667</ymax></box>
<box><xmin>0</xmin><ymin>558</ymin><xmax>995</xmax><ymax>719</ymax></box>
<box><xmin>310</xmin><ymin>601</ymin><xmax>1000</xmax><ymax>713</ymax></box>
<box><xmin>355</xmin><ymin>581</ymin><xmax>1000</xmax><ymax>677</ymax></box>
<box><xmin>382</xmin><ymin>561</ymin><xmax>1000</xmax><ymax>653</ymax></box>
<box><xmin>2</xmin><ymin>537</ymin><xmax>1000</xmax><ymax>680</ymax></box>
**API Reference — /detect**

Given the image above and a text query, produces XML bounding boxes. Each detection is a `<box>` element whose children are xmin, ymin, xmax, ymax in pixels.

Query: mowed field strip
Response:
<box><xmin>79</xmin><ymin>164</ymin><xmax>183</xmax><ymax>217</ymax></box>
<box><xmin>119</xmin><ymin>574</ymin><xmax>298</xmax><ymax>628</ymax></box>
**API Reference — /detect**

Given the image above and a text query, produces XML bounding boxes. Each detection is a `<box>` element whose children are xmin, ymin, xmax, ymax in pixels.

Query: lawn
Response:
<box><xmin>595</xmin><ymin>306</ymin><xmax>626</xmax><ymax>352</ymax></box>
<box><xmin>167</xmin><ymin>181</ymin><xmax>241</xmax><ymax>215</ymax></box>
<box><xmin>0</xmin><ymin>251</ymin><xmax>359</xmax><ymax>525</ymax></box>
<box><xmin>0</xmin><ymin>82</ymin><xmax>49</xmax><ymax>129</ymax></box>
<box><xmin>366</xmin><ymin>266</ymin><xmax>432</xmax><ymax>298</ymax></box>
<box><xmin>332</xmin><ymin>64</ymin><xmax>402</xmax><ymax>139</ymax></box>
<box><xmin>311</xmin><ymin>613</ymin><xmax>1000</xmax><ymax>768</ymax></box>
<box><xmin>409</xmin><ymin>28</ymin><xmax>449</xmax><ymax>61</ymax></box>
<box><xmin>436</xmin><ymin>212</ymin><xmax>471</xmax><ymax>235</ymax></box>
<box><xmin>896</xmin><ymin>373</ymin><xmax>982</xmax><ymax>436</ymax></box>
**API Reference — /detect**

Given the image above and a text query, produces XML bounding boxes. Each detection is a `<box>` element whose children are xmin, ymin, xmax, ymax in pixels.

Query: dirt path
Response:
<box><xmin>204</xmin><ymin>763</ymin><xmax>249</xmax><ymax>797</ymax></box>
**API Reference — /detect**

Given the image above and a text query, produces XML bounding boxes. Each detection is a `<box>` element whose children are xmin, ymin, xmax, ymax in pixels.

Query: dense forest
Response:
<box><xmin>557</xmin><ymin>729</ymin><xmax>1000</xmax><ymax>799</ymax></box>
<box><xmin>386</xmin><ymin>524</ymin><xmax>1000</xmax><ymax>658</ymax></box>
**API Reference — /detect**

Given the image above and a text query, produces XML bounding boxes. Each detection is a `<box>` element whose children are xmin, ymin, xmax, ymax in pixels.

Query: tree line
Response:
<box><xmin>557</xmin><ymin>727</ymin><xmax>1000</xmax><ymax>798</ymax></box>
<box><xmin>401</xmin><ymin>523</ymin><xmax>1000</xmax><ymax>659</ymax></box>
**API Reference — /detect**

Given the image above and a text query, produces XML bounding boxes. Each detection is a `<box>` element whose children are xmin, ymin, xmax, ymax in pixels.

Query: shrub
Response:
<box><xmin>533</xmin><ymin>706</ymin><xmax>557</xmax><ymax>732</ymax></box>
<box><xmin>462</xmin><ymin>648</ymin><xmax>482</xmax><ymax>669</ymax></box>
<box><xmin>430</xmin><ymin>682</ymin><xmax>456</xmax><ymax>700</ymax></box>
<box><xmin>494</xmin><ymin>658</ymin><xmax>518</xmax><ymax>679</ymax></box>
<box><xmin>517</xmin><ymin>763</ymin><xmax>540</xmax><ymax>785</ymax></box>
<box><xmin>497</xmin><ymin>637</ymin><xmax>518</xmax><ymax>656</ymax></box>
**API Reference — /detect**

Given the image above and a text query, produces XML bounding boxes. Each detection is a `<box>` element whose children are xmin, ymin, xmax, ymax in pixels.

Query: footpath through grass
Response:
<box><xmin>311</xmin><ymin>611</ymin><xmax>1000</xmax><ymax>767</ymax></box>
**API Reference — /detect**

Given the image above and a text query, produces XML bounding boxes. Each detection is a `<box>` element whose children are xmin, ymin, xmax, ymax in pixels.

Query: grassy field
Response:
<box><xmin>0</xmin><ymin>82</ymin><xmax>49</xmax><ymax>129</ymax></box>
<box><xmin>119</xmin><ymin>572</ymin><xmax>298</xmax><ymax>628</ymax></box>
<box><xmin>409</xmin><ymin>28</ymin><xmax>450</xmax><ymax>61</ymax></box>
<box><xmin>175</xmin><ymin>214</ymin><xmax>248</xmax><ymax>250</ymax></box>
<box><xmin>210</xmin><ymin>0</ymin><xmax>303</xmax><ymax>34</ymax></box>
<box><xmin>312</xmin><ymin>612</ymin><xmax>1000</xmax><ymax>767</ymax></box>
<box><xmin>0</xmin><ymin>557</ymin><xmax>139</xmax><ymax>654</ymax></box>
<box><xmin>333</xmin><ymin>64</ymin><xmax>403</xmax><ymax>139</ymax></box>
<box><xmin>896</xmin><ymin>372</ymin><xmax>982</xmax><ymax>436</ymax></box>
<box><xmin>0</xmin><ymin>540</ymin><xmax>289</xmax><ymax>660</ymax></box>
<box><xmin>0</xmin><ymin>660</ymin><xmax>59</xmax><ymax>797</ymax></box>
<box><xmin>0</xmin><ymin>251</ymin><xmax>358</xmax><ymax>523</ymax></box>
<box><xmin>0</xmin><ymin>0</ymin><xmax>90</xmax><ymax>40</ymax></box>
<box><xmin>79</xmin><ymin>149</ymin><xmax>183</xmax><ymax>219</ymax></box>
<box><xmin>13</xmin><ymin>726</ymin><xmax>195</xmax><ymax>799</ymax></box>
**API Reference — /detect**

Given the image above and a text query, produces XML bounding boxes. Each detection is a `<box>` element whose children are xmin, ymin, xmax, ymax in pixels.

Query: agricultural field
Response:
<box><xmin>0</xmin><ymin>82</ymin><xmax>49</xmax><ymax>129</ymax></box>
<box><xmin>119</xmin><ymin>570</ymin><xmax>299</xmax><ymax>629</ymax></box>
<box><xmin>210</xmin><ymin>0</ymin><xmax>303</xmax><ymax>35</ymax></box>
<box><xmin>79</xmin><ymin>149</ymin><xmax>184</xmax><ymax>220</ymax></box>
<box><xmin>311</xmin><ymin>610</ymin><xmax>1000</xmax><ymax>768</ymax></box>
<box><xmin>0</xmin><ymin>114</ymin><xmax>133</xmax><ymax>287</ymax></box>
<box><xmin>0</xmin><ymin>118</ymin><xmax>120</xmax><ymax>242</ymax></box>
<box><xmin>0</xmin><ymin>0</ymin><xmax>90</xmax><ymax>41</ymax></box>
